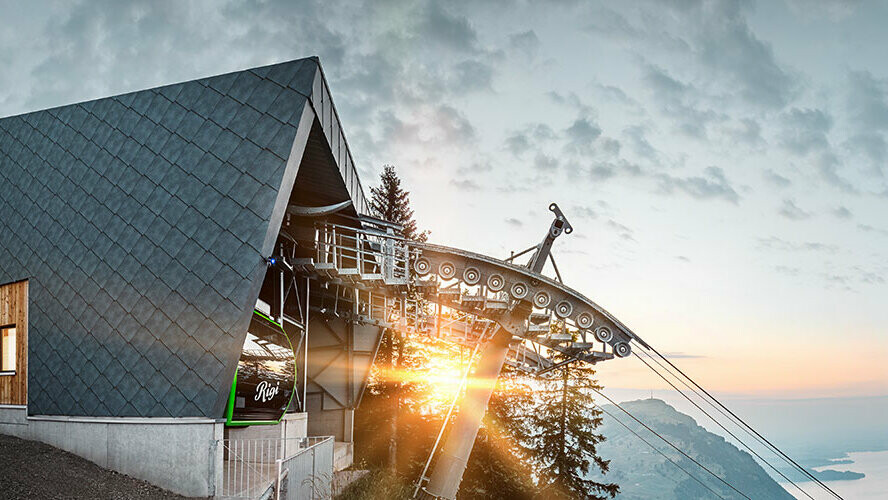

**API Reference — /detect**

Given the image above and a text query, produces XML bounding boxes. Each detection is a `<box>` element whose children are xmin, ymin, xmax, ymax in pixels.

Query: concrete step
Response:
<box><xmin>333</xmin><ymin>442</ymin><xmax>353</xmax><ymax>472</ymax></box>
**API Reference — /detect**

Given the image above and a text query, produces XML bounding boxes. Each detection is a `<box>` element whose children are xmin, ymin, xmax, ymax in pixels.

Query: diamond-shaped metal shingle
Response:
<box><xmin>0</xmin><ymin>58</ymin><xmax>346</xmax><ymax>418</ymax></box>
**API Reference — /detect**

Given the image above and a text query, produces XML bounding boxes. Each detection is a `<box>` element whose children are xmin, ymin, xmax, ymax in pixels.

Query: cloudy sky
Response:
<box><xmin>2</xmin><ymin>0</ymin><xmax>886</xmax><ymax>399</ymax></box>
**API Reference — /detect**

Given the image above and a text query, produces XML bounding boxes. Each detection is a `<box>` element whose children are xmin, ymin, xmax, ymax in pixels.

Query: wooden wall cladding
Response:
<box><xmin>0</xmin><ymin>280</ymin><xmax>27</xmax><ymax>405</ymax></box>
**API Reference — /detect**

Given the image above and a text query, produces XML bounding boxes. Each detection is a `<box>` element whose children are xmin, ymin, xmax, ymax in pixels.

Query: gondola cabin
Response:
<box><xmin>225</xmin><ymin>310</ymin><xmax>296</xmax><ymax>426</ymax></box>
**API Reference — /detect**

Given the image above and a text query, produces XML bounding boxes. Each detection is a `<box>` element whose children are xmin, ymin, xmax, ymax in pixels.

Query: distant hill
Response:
<box><xmin>589</xmin><ymin>399</ymin><xmax>794</xmax><ymax>500</ymax></box>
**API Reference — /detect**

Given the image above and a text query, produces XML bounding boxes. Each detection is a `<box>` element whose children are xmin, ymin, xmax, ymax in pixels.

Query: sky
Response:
<box><xmin>1</xmin><ymin>0</ymin><xmax>886</xmax><ymax>400</ymax></box>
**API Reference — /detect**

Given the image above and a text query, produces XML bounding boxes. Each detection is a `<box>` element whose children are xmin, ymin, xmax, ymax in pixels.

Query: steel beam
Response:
<box><xmin>421</xmin><ymin>328</ymin><xmax>513</xmax><ymax>500</ymax></box>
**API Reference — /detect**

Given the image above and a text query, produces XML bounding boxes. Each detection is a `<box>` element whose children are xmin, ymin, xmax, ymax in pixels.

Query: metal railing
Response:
<box><xmin>218</xmin><ymin>436</ymin><xmax>332</xmax><ymax>499</ymax></box>
<box><xmin>277</xmin><ymin>436</ymin><xmax>334</xmax><ymax>500</ymax></box>
<box><xmin>314</xmin><ymin>221</ymin><xmax>412</xmax><ymax>285</ymax></box>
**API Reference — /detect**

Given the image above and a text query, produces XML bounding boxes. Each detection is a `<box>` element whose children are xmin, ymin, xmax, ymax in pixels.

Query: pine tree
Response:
<box><xmin>530</xmin><ymin>326</ymin><xmax>619</xmax><ymax>499</ymax></box>
<box><xmin>370</xmin><ymin>164</ymin><xmax>428</xmax><ymax>242</ymax></box>
<box><xmin>364</xmin><ymin>164</ymin><xmax>428</xmax><ymax>471</ymax></box>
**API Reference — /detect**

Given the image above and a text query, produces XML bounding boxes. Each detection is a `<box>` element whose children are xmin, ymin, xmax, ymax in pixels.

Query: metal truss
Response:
<box><xmin>291</xmin><ymin>206</ymin><xmax>647</xmax><ymax>377</ymax></box>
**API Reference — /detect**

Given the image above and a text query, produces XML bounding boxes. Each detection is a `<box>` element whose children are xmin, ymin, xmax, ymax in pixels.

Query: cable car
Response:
<box><xmin>225</xmin><ymin>310</ymin><xmax>296</xmax><ymax>426</ymax></box>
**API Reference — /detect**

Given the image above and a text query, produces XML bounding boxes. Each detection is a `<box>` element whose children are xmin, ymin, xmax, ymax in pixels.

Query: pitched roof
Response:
<box><xmin>0</xmin><ymin>57</ymin><xmax>362</xmax><ymax>417</ymax></box>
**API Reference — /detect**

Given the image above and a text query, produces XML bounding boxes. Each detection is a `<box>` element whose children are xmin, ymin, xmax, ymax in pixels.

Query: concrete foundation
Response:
<box><xmin>0</xmin><ymin>407</ymin><xmax>315</xmax><ymax>498</ymax></box>
<box><xmin>0</xmin><ymin>405</ymin><xmax>222</xmax><ymax>497</ymax></box>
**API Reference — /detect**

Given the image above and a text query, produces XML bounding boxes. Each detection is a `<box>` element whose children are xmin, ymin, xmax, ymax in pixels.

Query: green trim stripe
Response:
<box><xmin>225</xmin><ymin>309</ymin><xmax>298</xmax><ymax>427</ymax></box>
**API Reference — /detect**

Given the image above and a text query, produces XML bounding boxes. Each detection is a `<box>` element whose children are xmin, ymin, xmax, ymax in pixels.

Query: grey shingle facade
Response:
<box><xmin>0</xmin><ymin>57</ymin><xmax>363</xmax><ymax>418</ymax></box>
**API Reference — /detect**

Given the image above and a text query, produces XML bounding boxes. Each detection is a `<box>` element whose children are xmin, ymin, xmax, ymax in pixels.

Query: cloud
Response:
<box><xmin>588</xmin><ymin>159</ymin><xmax>644</xmax><ymax>181</ymax></box>
<box><xmin>846</xmin><ymin>133</ymin><xmax>887</xmax><ymax>170</ymax></box>
<box><xmin>504</xmin><ymin>131</ymin><xmax>532</xmax><ymax>157</ymax></box>
<box><xmin>858</xmin><ymin>269</ymin><xmax>886</xmax><ymax>284</ymax></box>
<box><xmin>547</xmin><ymin>90</ymin><xmax>594</xmax><ymax>116</ymax></box>
<box><xmin>449</xmin><ymin>59</ymin><xmax>494</xmax><ymax>93</ymax></box>
<box><xmin>589</xmin><ymin>2</ymin><xmax>796</xmax><ymax>109</ymax></box>
<box><xmin>758</xmin><ymin>236</ymin><xmax>838</xmax><ymax>253</ymax></box>
<box><xmin>663</xmin><ymin>351</ymin><xmax>705</xmax><ymax>359</ymax></box>
<box><xmin>846</xmin><ymin>71</ymin><xmax>888</xmax><ymax>131</ymax></box>
<box><xmin>729</xmin><ymin>118</ymin><xmax>764</xmax><ymax>146</ymax></box>
<box><xmin>563</xmin><ymin>117</ymin><xmax>602</xmax><ymax>154</ymax></box>
<box><xmin>858</xmin><ymin>224</ymin><xmax>888</xmax><ymax>236</ymax></box>
<box><xmin>505</xmin><ymin>217</ymin><xmax>523</xmax><ymax>227</ymax></box>
<box><xmin>656</xmin><ymin>166</ymin><xmax>740</xmax><ymax>203</ymax></box>
<box><xmin>508</xmin><ymin>30</ymin><xmax>540</xmax><ymax>57</ymax></box>
<box><xmin>785</xmin><ymin>0</ymin><xmax>863</xmax><ymax>20</ymax></box>
<box><xmin>375</xmin><ymin>104</ymin><xmax>476</xmax><ymax>151</ymax></box>
<box><xmin>642</xmin><ymin>63</ymin><xmax>721</xmax><ymax>138</ymax></box>
<box><xmin>457</xmin><ymin>160</ymin><xmax>493</xmax><ymax>175</ymax></box>
<box><xmin>571</xmin><ymin>205</ymin><xmax>600</xmax><ymax>220</ymax></box>
<box><xmin>606</xmin><ymin>219</ymin><xmax>635</xmax><ymax>241</ymax></box>
<box><xmin>778</xmin><ymin>199</ymin><xmax>811</xmax><ymax>220</ymax></box>
<box><xmin>591</xmin><ymin>81</ymin><xmax>642</xmax><ymax>111</ymax></box>
<box><xmin>503</xmin><ymin>123</ymin><xmax>555</xmax><ymax>157</ymax></box>
<box><xmin>690</xmin><ymin>0</ymin><xmax>797</xmax><ymax>108</ymax></box>
<box><xmin>774</xmin><ymin>265</ymin><xmax>801</xmax><ymax>277</ymax></box>
<box><xmin>845</xmin><ymin>70</ymin><xmax>888</xmax><ymax>170</ymax></box>
<box><xmin>598</xmin><ymin>137</ymin><xmax>622</xmax><ymax>156</ymax></box>
<box><xmin>763</xmin><ymin>169</ymin><xmax>791</xmax><ymax>188</ymax></box>
<box><xmin>623</xmin><ymin>125</ymin><xmax>658</xmax><ymax>161</ymax></box>
<box><xmin>533</xmin><ymin>152</ymin><xmax>559</xmax><ymax>171</ymax></box>
<box><xmin>450</xmin><ymin>178</ymin><xmax>481</xmax><ymax>191</ymax></box>
<box><xmin>419</xmin><ymin>2</ymin><xmax>479</xmax><ymax>53</ymax></box>
<box><xmin>815</xmin><ymin>151</ymin><xmax>856</xmax><ymax>192</ymax></box>
<box><xmin>778</xmin><ymin>107</ymin><xmax>833</xmax><ymax>155</ymax></box>
<box><xmin>833</xmin><ymin>206</ymin><xmax>852</xmax><ymax>219</ymax></box>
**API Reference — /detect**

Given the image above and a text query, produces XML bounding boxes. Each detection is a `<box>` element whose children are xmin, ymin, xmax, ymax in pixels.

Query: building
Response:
<box><xmin>0</xmin><ymin>56</ymin><xmax>379</xmax><ymax>497</ymax></box>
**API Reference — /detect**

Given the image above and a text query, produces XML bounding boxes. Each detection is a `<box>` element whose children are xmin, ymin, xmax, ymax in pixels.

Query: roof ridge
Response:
<box><xmin>0</xmin><ymin>56</ymin><xmax>322</xmax><ymax>121</ymax></box>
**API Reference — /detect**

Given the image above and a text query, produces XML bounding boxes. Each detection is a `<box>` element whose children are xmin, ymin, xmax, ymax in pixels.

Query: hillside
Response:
<box><xmin>590</xmin><ymin>399</ymin><xmax>794</xmax><ymax>500</ymax></box>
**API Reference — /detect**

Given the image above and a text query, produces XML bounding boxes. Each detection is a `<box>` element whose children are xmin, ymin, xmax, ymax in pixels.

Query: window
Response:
<box><xmin>1</xmin><ymin>326</ymin><xmax>15</xmax><ymax>373</ymax></box>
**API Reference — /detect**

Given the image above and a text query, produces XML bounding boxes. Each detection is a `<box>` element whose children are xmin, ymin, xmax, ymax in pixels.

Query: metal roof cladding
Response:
<box><xmin>0</xmin><ymin>57</ymin><xmax>366</xmax><ymax>418</ymax></box>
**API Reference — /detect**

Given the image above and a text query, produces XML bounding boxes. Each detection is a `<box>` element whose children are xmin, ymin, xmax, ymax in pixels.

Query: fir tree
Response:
<box><xmin>370</xmin><ymin>164</ymin><xmax>428</xmax><ymax>242</ymax></box>
<box><xmin>530</xmin><ymin>326</ymin><xmax>619</xmax><ymax>499</ymax></box>
<box><xmin>361</xmin><ymin>164</ymin><xmax>428</xmax><ymax>471</ymax></box>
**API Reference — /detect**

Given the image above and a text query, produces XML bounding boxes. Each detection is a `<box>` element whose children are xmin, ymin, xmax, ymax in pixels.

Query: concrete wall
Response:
<box><xmin>0</xmin><ymin>408</ymin><xmax>316</xmax><ymax>497</ymax></box>
<box><xmin>307</xmin><ymin>409</ymin><xmax>354</xmax><ymax>470</ymax></box>
<box><xmin>220</xmin><ymin>413</ymin><xmax>309</xmax><ymax>467</ymax></box>
<box><xmin>307</xmin><ymin>408</ymin><xmax>353</xmax><ymax>442</ymax></box>
<box><xmin>223</xmin><ymin>412</ymin><xmax>307</xmax><ymax>442</ymax></box>
<box><xmin>0</xmin><ymin>406</ymin><xmax>222</xmax><ymax>497</ymax></box>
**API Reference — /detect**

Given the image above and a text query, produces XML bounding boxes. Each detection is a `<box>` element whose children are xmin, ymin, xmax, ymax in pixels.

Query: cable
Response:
<box><xmin>636</xmin><ymin>342</ymin><xmax>843</xmax><ymax>500</ymax></box>
<box><xmin>634</xmin><ymin>347</ymin><xmax>823</xmax><ymax>497</ymax></box>
<box><xmin>592</xmin><ymin>402</ymin><xmax>727</xmax><ymax>500</ymax></box>
<box><xmin>632</xmin><ymin>350</ymin><xmax>815</xmax><ymax>500</ymax></box>
<box><xmin>591</xmin><ymin>388</ymin><xmax>752</xmax><ymax>500</ymax></box>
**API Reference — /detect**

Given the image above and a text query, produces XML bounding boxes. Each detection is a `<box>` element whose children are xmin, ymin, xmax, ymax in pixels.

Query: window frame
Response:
<box><xmin>0</xmin><ymin>323</ymin><xmax>16</xmax><ymax>376</ymax></box>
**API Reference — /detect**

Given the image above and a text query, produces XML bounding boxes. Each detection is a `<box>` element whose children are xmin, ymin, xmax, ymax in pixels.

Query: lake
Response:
<box><xmin>781</xmin><ymin>450</ymin><xmax>888</xmax><ymax>499</ymax></box>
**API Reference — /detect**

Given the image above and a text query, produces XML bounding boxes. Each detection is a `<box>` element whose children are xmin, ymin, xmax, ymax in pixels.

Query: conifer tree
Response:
<box><xmin>370</xmin><ymin>164</ymin><xmax>428</xmax><ymax>242</ymax></box>
<box><xmin>530</xmin><ymin>326</ymin><xmax>619</xmax><ymax>499</ymax></box>
<box><xmin>365</xmin><ymin>164</ymin><xmax>427</xmax><ymax>471</ymax></box>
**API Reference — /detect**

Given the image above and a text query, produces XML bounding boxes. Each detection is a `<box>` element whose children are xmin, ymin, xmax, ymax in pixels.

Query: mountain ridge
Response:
<box><xmin>590</xmin><ymin>398</ymin><xmax>795</xmax><ymax>499</ymax></box>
